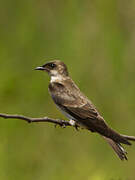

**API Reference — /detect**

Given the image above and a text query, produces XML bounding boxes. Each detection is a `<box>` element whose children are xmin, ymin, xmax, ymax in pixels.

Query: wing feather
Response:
<box><xmin>49</xmin><ymin>81</ymin><xmax>107</xmax><ymax>132</ymax></box>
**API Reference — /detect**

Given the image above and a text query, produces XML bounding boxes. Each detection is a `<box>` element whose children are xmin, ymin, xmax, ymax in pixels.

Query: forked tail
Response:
<box><xmin>103</xmin><ymin>134</ymin><xmax>135</xmax><ymax>160</ymax></box>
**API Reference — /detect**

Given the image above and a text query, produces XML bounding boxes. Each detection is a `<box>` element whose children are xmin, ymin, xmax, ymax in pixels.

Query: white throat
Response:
<box><xmin>50</xmin><ymin>75</ymin><xmax>63</xmax><ymax>83</ymax></box>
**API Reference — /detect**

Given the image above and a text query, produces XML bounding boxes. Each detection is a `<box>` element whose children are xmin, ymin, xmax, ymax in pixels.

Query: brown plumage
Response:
<box><xmin>35</xmin><ymin>60</ymin><xmax>135</xmax><ymax>160</ymax></box>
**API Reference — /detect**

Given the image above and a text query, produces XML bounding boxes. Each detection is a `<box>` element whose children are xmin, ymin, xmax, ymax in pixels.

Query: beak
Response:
<box><xmin>35</xmin><ymin>66</ymin><xmax>45</xmax><ymax>71</ymax></box>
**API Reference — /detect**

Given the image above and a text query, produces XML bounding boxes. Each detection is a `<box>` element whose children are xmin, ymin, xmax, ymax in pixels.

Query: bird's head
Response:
<box><xmin>35</xmin><ymin>60</ymin><xmax>69</xmax><ymax>81</ymax></box>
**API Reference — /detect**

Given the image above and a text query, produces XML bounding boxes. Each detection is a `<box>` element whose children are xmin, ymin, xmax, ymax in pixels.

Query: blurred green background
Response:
<box><xmin>0</xmin><ymin>0</ymin><xmax>135</xmax><ymax>179</ymax></box>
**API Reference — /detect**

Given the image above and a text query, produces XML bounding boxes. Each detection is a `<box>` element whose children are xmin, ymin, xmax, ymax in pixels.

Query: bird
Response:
<box><xmin>35</xmin><ymin>60</ymin><xmax>135</xmax><ymax>160</ymax></box>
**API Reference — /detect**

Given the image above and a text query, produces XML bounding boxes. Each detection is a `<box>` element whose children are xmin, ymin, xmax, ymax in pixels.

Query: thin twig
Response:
<box><xmin>0</xmin><ymin>113</ymin><xmax>71</xmax><ymax>127</ymax></box>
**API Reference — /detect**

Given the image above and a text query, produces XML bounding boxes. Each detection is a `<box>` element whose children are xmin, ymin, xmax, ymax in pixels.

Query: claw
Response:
<box><xmin>61</xmin><ymin>124</ymin><xmax>66</xmax><ymax>128</ymax></box>
<box><xmin>54</xmin><ymin>124</ymin><xmax>57</xmax><ymax>128</ymax></box>
<box><xmin>54</xmin><ymin>123</ymin><xmax>66</xmax><ymax>128</ymax></box>
<box><xmin>69</xmin><ymin>120</ymin><xmax>76</xmax><ymax>126</ymax></box>
<box><xmin>69</xmin><ymin>120</ymin><xmax>80</xmax><ymax>131</ymax></box>
<box><xmin>75</xmin><ymin>124</ymin><xmax>79</xmax><ymax>131</ymax></box>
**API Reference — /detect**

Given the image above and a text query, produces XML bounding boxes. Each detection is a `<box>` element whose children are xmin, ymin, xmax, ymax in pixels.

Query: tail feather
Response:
<box><xmin>102</xmin><ymin>130</ymin><xmax>135</xmax><ymax>160</ymax></box>
<box><xmin>104</xmin><ymin>127</ymin><xmax>132</xmax><ymax>145</ymax></box>
<box><xmin>121</xmin><ymin>134</ymin><xmax>135</xmax><ymax>142</ymax></box>
<box><xmin>103</xmin><ymin>136</ymin><xmax>128</xmax><ymax>160</ymax></box>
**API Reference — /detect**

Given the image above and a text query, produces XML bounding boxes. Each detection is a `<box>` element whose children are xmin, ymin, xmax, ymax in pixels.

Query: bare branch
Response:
<box><xmin>0</xmin><ymin>113</ymin><xmax>71</xmax><ymax>127</ymax></box>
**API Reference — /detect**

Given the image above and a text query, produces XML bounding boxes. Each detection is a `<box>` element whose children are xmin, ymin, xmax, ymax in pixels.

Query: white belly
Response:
<box><xmin>56</xmin><ymin>104</ymin><xmax>76</xmax><ymax>120</ymax></box>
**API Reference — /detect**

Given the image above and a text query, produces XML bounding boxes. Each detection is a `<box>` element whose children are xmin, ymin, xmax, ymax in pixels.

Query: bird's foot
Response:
<box><xmin>54</xmin><ymin>124</ymin><xmax>66</xmax><ymax>128</ymax></box>
<box><xmin>69</xmin><ymin>120</ymin><xmax>80</xmax><ymax>131</ymax></box>
<box><xmin>69</xmin><ymin>120</ymin><xmax>76</xmax><ymax>126</ymax></box>
<box><xmin>54</xmin><ymin>120</ymin><xmax>66</xmax><ymax>128</ymax></box>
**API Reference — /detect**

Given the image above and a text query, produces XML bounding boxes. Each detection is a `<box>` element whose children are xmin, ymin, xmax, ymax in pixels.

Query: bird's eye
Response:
<box><xmin>48</xmin><ymin>63</ymin><xmax>56</xmax><ymax>68</ymax></box>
